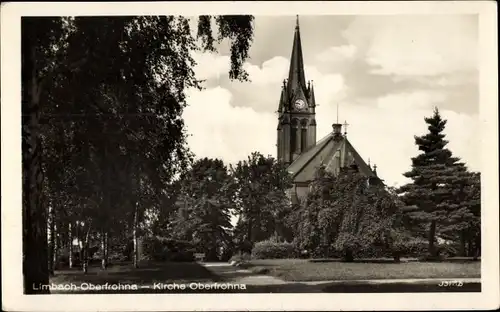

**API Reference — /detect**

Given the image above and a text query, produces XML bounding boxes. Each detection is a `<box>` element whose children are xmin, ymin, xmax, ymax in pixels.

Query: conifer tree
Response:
<box><xmin>440</xmin><ymin>171</ymin><xmax>481</xmax><ymax>257</ymax></box>
<box><xmin>398</xmin><ymin>108</ymin><xmax>474</xmax><ymax>258</ymax></box>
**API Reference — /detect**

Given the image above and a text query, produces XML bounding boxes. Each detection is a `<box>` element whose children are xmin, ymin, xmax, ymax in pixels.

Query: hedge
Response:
<box><xmin>252</xmin><ymin>240</ymin><xmax>297</xmax><ymax>259</ymax></box>
<box><xmin>142</xmin><ymin>236</ymin><xmax>196</xmax><ymax>262</ymax></box>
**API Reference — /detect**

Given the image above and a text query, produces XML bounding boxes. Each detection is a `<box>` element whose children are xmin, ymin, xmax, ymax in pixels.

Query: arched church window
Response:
<box><xmin>291</xmin><ymin>118</ymin><xmax>299</xmax><ymax>153</ymax></box>
<box><xmin>299</xmin><ymin>119</ymin><xmax>308</xmax><ymax>151</ymax></box>
<box><xmin>301</xmin><ymin>128</ymin><xmax>307</xmax><ymax>151</ymax></box>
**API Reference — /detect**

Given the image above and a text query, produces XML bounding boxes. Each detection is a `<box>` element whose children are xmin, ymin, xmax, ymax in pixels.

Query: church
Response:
<box><xmin>277</xmin><ymin>17</ymin><xmax>380</xmax><ymax>203</ymax></box>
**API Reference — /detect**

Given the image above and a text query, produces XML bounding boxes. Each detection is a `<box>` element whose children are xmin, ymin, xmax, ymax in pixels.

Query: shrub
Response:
<box><xmin>236</xmin><ymin>240</ymin><xmax>253</xmax><ymax>254</ymax></box>
<box><xmin>169</xmin><ymin>250</ymin><xmax>195</xmax><ymax>262</ymax></box>
<box><xmin>229</xmin><ymin>252</ymin><xmax>252</xmax><ymax>263</ymax></box>
<box><xmin>250</xmin><ymin>266</ymin><xmax>270</xmax><ymax>274</ymax></box>
<box><xmin>251</xmin><ymin>240</ymin><xmax>297</xmax><ymax>259</ymax></box>
<box><xmin>436</xmin><ymin>243</ymin><xmax>458</xmax><ymax>258</ymax></box>
<box><xmin>108</xmin><ymin>252</ymin><xmax>128</xmax><ymax>262</ymax></box>
<box><xmin>352</xmin><ymin>245</ymin><xmax>389</xmax><ymax>259</ymax></box>
<box><xmin>390</xmin><ymin>229</ymin><xmax>428</xmax><ymax>258</ymax></box>
<box><xmin>142</xmin><ymin>236</ymin><xmax>196</xmax><ymax>262</ymax></box>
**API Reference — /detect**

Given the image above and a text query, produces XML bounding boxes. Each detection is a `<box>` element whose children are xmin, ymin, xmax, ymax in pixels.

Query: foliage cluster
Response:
<box><xmin>141</xmin><ymin>236</ymin><xmax>196</xmax><ymax>262</ymax></box>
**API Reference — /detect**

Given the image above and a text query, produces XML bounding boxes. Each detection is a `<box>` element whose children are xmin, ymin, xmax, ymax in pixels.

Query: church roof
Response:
<box><xmin>287</xmin><ymin>131</ymin><xmax>377</xmax><ymax>182</ymax></box>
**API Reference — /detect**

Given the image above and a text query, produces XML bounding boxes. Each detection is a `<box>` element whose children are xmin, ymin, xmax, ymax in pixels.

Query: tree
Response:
<box><xmin>290</xmin><ymin>164</ymin><xmax>332</xmax><ymax>257</ymax></box>
<box><xmin>292</xmin><ymin>165</ymin><xmax>400</xmax><ymax>262</ymax></box>
<box><xmin>439</xmin><ymin>171</ymin><xmax>481</xmax><ymax>257</ymax></box>
<box><xmin>22</xmin><ymin>15</ymin><xmax>255</xmax><ymax>293</ymax></box>
<box><xmin>398</xmin><ymin>108</ymin><xmax>476</xmax><ymax>258</ymax></box>
<box><xmin>172</xmin><ymin>158</ymin><xmax>234</xmax><ymax>261</ymax></box>
<box><xmin>467</xmin><ymin>172</ymin><xmax>481</xmax><ymax>258</ymax></box>
<box><xmin>230</xmin><ymin>152</ymin><xmax>293</xmax><ymax>247</ymax></box>
<box><xmin>22</xmin><ymin>17</ymin><xmax>70</xmax><ymax>294</ymax></box>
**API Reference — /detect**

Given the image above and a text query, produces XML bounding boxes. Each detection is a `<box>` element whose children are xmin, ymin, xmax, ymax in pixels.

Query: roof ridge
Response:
<box><xmin>344</xmin><ymin>139</ymin><xmax>376</xmax><ymax>177</ymax></box>
<box><xmin>287</xmin><ymin>133</ymin><xmax>330</xmax><ymax>168</ymax></box>
<box><xmin>289</xmin><ymin>133</ymin><xmax>338</xmax><ymax>178</ymax></box>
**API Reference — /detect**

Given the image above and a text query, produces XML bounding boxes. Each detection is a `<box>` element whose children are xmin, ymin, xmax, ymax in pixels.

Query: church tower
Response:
<box><xmin>277</xmin><ymin>16</ymin><xmax>317</xmax><ymax>165</ymax></box>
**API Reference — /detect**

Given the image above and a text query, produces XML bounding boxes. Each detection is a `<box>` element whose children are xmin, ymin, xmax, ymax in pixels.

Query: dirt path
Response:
<box><xmin>201</xmin><ymin>262</ymin><xmax>327</xmax><ymax>292</ymax></box>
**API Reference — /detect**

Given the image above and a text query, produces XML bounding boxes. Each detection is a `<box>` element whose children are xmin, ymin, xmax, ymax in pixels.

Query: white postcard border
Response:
<box><xmin>1</xmin><ymin>1</ymin><xmax>498</xmax><ymax>311</ymax></box>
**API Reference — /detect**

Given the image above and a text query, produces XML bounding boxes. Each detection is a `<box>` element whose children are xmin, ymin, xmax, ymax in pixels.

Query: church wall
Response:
<box><xmin>277</xmin><ymin>127</ymin><xmax>281</xmax><ymax>161</ymax></box>
<box><xmin>282</xmin><ymin>123</ymin><xmax>291</xmax><ymax>164</ymax></box>
<box><xmin>308</xmin><ymin>123</ymin><xmax>316</xmax><ymax>150</ymax></box>
<box><xmin>295</xmin><ymin>185</ymin><xmax>309</xmax><ymax>201</ymax></box>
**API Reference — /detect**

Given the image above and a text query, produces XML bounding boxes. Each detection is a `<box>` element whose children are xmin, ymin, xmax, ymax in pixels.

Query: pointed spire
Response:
<box><xmin>287</xmin><ymin>15</ymin><xmax>307</xmax><ymax>98</ymax></box>
<box><xmin>278</xmin><ymin>87</ymin><xmax>285</xmax><ymax>113</ymax></box>
<box><xmin>309</xmin><ymin>81</ymin><xmax>316</xmax><ymax>106</ymax></box>
<box><xmin>277</xmin><ymin>80</ymin><xmax>289</xmax><ymax>113</ymax></box>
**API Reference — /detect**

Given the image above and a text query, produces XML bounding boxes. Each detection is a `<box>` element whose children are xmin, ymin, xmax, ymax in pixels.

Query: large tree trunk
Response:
<box><xmin>52</xmin><ymin>223</ymin><xmax>59</xmax><ymax>272</ymax></box>
<box><xmin>133</xmin><ymin>205</ymin><xmax>139</xmax><ymax>268</ymax></box>
<box><xmin>48</xmin><ymin>206</ymin><xmax>55</xmax><ymax>276</ymax></box>
<box><xmin>22</xmin><ymin>30</ymin><xmax>50</xmax><ymax>294</ymax></box>
<box><xmin>459</xmin><ymin>230</ymin><xmax>466</xmax><ymax>257</ymax></box>
<box><xmin>105</xmin><ymin>232</ymin><xmax>109</xmax><ymax>266</ymax></box>
<box><xmin>76</xmin><ymin>222</ymin><xmax>83</xmax><ymax>265</ymax></box>
<box><xmin>473</xmin><ymin>234</ymin><xmax>481</xmax><ymax>260</ymax></box>
<box><xmin>82</xmin><ymin>225</ymin><xmax>91</xmax><ymax>274</ymax></box>
<box><xmin>392</xmin><ymin>250</ymin><xmax>401</xmax><ymax>263</ymax></box>
<box><xmin>101</xmin><ymin>231</ymin><xmax>108</xmax><ymax>270</ymax></box>
<box><xmin>247</xmin><ymin>215</ymin><xmax>253</xmax><ymax>246</ymax></box>
<box><xmin>466</xmin><ymin>238</ymin><xmax>472</xmax><ymax>257</ymax></box>
<box><xmin>427</xmin><ymin>220</ymin><xmax>437</xmax><ymax>257</ymax></box>
<box><xmin>68</xmin><ymin>222</ymin><xmax>73</xmax><ymax>268</ymax></box>
<box><xmin>343</xmin><ymin>249</ymin><xmax>354</xmax><ymax>262</ymax></box>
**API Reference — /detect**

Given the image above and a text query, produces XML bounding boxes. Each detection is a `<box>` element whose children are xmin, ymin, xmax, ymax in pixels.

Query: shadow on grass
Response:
<box><xmin>51</xmin><ymin>261</ymin><xmax>222</xmax><ymax>285</ymax></box>
<box><xmin>199</xmin><ymin>263</ymin><xmax>269</xmax><ymax>280</ymax></box>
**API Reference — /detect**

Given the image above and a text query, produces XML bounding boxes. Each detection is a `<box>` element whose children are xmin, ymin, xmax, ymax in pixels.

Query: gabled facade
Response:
<box><xmin>277</xmin><ymin>17</ymin><xmax>380</xmax><ymax>203</ymax></box>
<box><xmin>287</xmin><ymin>123</ymin><xmax>380</xmax><ymax>201</ymax></box>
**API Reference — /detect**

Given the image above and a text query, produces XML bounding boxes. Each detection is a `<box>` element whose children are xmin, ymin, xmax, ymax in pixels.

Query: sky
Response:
<box><xmin>182</xmin><ymin>15</ymin><xmax>479</xmax><ymax>187</ymax></box>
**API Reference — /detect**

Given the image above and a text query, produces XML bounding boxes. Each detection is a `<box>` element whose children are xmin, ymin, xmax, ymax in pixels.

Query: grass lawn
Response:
<box><xmin>245</xmin><ymin>259</ymin><xmax>481</xmax><ymax>282</ymax></box>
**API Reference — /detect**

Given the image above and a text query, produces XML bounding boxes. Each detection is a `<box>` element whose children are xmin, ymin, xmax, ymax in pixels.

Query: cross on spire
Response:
<box><xmin>343</xmin><ymin>120</ymin><xmax>349</xmax><ymax>136</ymax></box>
<box><xmin>296</xmin><ymin>15</ymin><xmax>300</xmax><ymax>28</ymax></box>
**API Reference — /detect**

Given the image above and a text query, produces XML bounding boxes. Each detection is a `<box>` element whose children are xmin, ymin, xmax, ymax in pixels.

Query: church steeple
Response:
<box><xmin>277</xmin><ymin>16</ymin><xmax>316</xmax><ymax>165</ymax></box>
<box><xmin>286</xmin><ymin>15</ymin><xmax>307</xmax><ymax>99</ymax></box>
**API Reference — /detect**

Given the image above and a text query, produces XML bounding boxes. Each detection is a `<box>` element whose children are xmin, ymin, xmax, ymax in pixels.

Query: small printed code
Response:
<box><xmin>438</xmin><ymin>280</ymin><xmax>464</xmax><ymax>287</ymax></box>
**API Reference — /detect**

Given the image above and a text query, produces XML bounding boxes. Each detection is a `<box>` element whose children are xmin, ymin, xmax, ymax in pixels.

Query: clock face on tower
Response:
<box><xmin>294</xmin><ymin>99</ymin><xmax>306</xmax><ymax>110</ymax></box>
